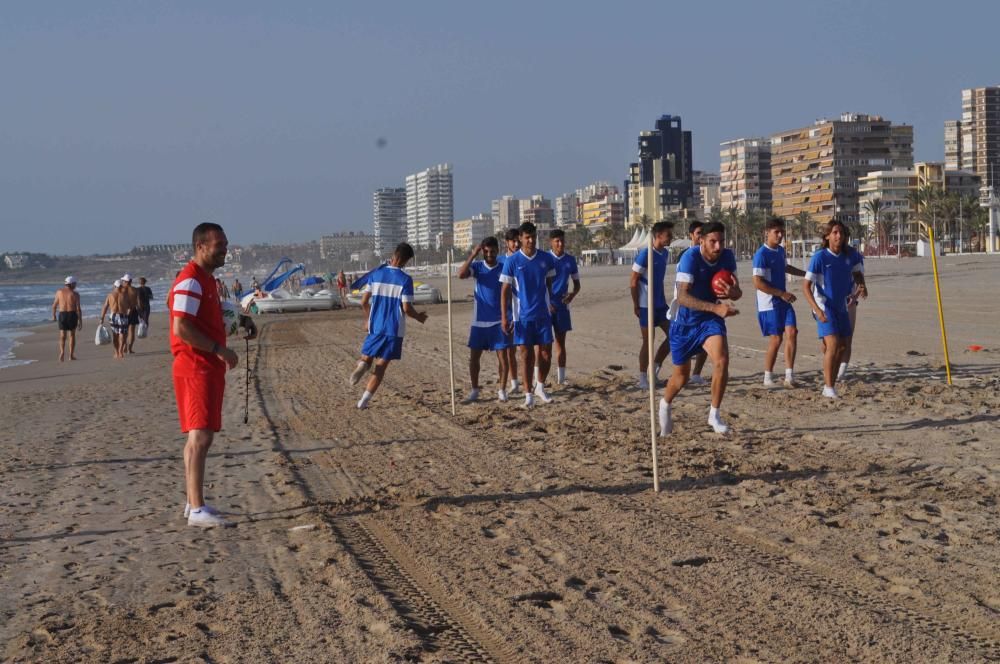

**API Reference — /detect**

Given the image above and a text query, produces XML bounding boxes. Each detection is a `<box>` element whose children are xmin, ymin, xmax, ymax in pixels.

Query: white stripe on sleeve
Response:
<box><xmin>172</xmin><ymin>293</ymin><xmax>200</xmax><ymax>316</ymax></box>
<box><xmin>676</xmin><ymin>272</ymin><xmax>694</xmax><ymax>283</ymax></box>
<box><xmin>804</xmin><ymin>271</ymin><xmax>818</xmax><ymax>282</ymax></box>
<box><xmin>174</xmin><ymin>278</ymin><xmax>202</xmax><ymax>295</ymax></box>
<box><xmin>499</xmin><ymin>274</ymin><xmax>514</xmax><ymax>284</ymax></box>
<box><xmin>631</xmin><ymin>263</ymin><xmax>646</xmax><ymax>274</ymax></box>
<box><xmin>852</xmin><ymin>264</ymin><xmax>865</xmax><ymax>274</ymax></box>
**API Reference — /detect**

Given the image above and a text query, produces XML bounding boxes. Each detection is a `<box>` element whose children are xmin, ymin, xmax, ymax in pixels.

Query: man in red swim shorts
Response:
<box><xmin>169</xmin><ymin>222</ymin><xmax>255</xmax><ymax>528</ymax></box>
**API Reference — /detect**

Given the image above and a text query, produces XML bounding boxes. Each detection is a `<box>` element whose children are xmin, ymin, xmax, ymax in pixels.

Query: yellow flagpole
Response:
<box><xmin>927</xmin><ymin>227</ymin><xmax>953</xmax><ymax>385</ymax></box>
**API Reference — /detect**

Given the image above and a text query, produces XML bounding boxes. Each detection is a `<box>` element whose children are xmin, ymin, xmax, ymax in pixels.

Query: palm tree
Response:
<box><xmin>862</xmin><ymin>198</ymin><xmax>884</xmax><ymax>256</ymax></box>
<box><xmin>707</xmin><ymin>204</ymin><xmax>725</xmax><ymax>225</ymax></box>
<box><xmin>635</xmin><ymin>214</ymin><xmax>653</xmax><ymax>232</ymax></box>
<box><xmin>792</xmin><ymin>210</ymin><xmax>813</xmax><ymax>266</ymax></box>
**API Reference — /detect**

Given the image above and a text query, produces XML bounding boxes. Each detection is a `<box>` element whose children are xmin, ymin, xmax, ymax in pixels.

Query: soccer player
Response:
<box><xmin>458</xmin><ymin>237</ymin><xmax>510</xmax><ymax>403</ymax></box>
<box><xmin>502</xmin><ymin>227</ymin><xmax>521</xmax><ymax>393</ymax></box>
<box><xmin>752</xmin><ymin>216</ymin><xmax>807</xmax><ymax>387</ymax></box>
<box><xmin>547</xmin><ymin>229</ymin><xmax>581</xmax><ymax>385</ymax></box>
<box><xmin>630</xmin><ymin>221</ymin><xmax>673</xmax><ymax>389</ymax></box>
<box><xmin>802</xmin><ymin>220</ymin><xmax>867</xmax><ymax>398</ymax></box>
<box><xmin>349</xmin><ymin>243</ymin><xmax>428</xmax><ymax>408</ymax></box>
<box><xmin>682</xmin><ymin>221</ymin><xmax>709</xmax><ymax>385</ymax></box>
<box><xmin>660</xmin><ymin>222</ymin><xmax>741</xmax><ymax>435</ymax></box>
<box><xmin>500</xmin><ymin>222</ymin><xmax>557</xmax><ymax>408</ymax></box>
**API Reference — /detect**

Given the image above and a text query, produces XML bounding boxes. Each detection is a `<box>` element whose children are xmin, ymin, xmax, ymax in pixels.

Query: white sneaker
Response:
<box><xmin>357</xmin><ymin>398</ymin><xmax>369</xmax><ymax>409</ymax></box>
<box><xmin>689</xmin><ymin>374</ymin><xmax>706</xmax><ymax>386</ymax></box>
<box><xmin>188</xmin><ymin>508</ymin><xmax>232</xmax><ymax>528</ymax></box>
<box><xmin>533</xmin><ymin>382</ymin><xmax>553</xmax><ymax>404</ymax></box>
<box><xmin>763</xmin><ymin>376</ymin><xmax>778</xmax><ymax>388</ymax></box>
<box><xmin>658</xmin><ymin>399</ymin><xmax>672</xmax><ymax>436</ymax></box>
<box><xmin>523</xmin><ymin>394</ymin><xmax>535</xmax><ymax>409</ymax></box>
<box><xmin>183</xmin><ymin>503</ymin><xmax>220</xmax><ymax>519</ymax></box>
<box><xmin>822</xmin><ymin>386</ymin><xmax>838</xmax><ymax>399</ymax></box>
<box><xmin>708</xmin><ymin>411</ymin><xmax>730</xmax><ymax>434</ymax></box>
<box><xmin>349</xmin><ymin>362</ymin><xmax>369</xmax><ymax>386</ymax></box>
<box><xmin>462</xmin><ymin>388</ymin><xmax>480</xmax><ymax>404</ymax></box>
<box><xmin>638</xmin><ymin>373</ymin><xmax>649</xmax><ymax>390</ymax></box>
<box><xmin>497</xmin><ymin>389</ymin><xmax>508</xmax><ymax>403</ymax></box>
<box><xmin>783</xmin><ymin>377</ymin><xmax>796</xmax><ymax>388</ymax></box>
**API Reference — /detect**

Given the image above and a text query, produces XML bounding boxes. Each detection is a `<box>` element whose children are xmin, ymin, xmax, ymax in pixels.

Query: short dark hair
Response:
<box><xmin>504</xmin><ymin>228</ymin><xmax>520</xmax><ymax>242</ymax></box>
<box><xmin>192</xmin><ymin>222</ymin><xmax>225</xmax><ymax>250</ymax></box>
<box><xmin>765</xmin><ymin>216</ymin><xmax>785</xmax><ymax>231</ymax></box>
<box><xmin>518</xmin><ymin>222</ymin><xmax>537</xmax><ymax>237</ymax></box>
<box><xmin>139</xmin><ymin>277</ymin><xmax>147</xmax><ymax>284</ymax></box>
<box><xmin>701</xmin><ymin>222</ymin><xmax>726</xmax><ymax>237</ymax></box>
<box><xmin>651</xmin><ymin>221</ymin><xmax>674</xmax><ymax>237</ymax></box>
<box><xmin>688</xmin><ymin>220</ymin><xmax>704</xmax><ymax>235</ymax></box>
<box><xmin>549</xmin><ymin>229</ymin><xmax>565</xmax><ymax>240</ymax></box>
<box><xmin>481</xmin><ymin>236</ymin><xmax>499</xmax><ymax>250</ymax></box>
<box><xmin>393</xmin><ymin>242</ymin><xmax>415</xmax><ymax>261</ymax></box>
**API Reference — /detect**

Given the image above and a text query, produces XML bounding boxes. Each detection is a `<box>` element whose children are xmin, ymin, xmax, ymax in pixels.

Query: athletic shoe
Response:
<box><xmin>188</xmin><ymin>509</ymin><xmax>232</xmax><ymax>528</ymax></box>
<box><xmin>357</xmin><ymin>398</ymin><xmax>369</xmax><ymax>409</ymax></box>
<box><xmin>821</xmin><ymin>386</ymin><xmax>838</xmax><ymax>399</ymax></box>
<box><xmin>658</xmin><ymin>398</ymin><xmax>672</xmax><ymax>436</ymax></box>
<box><xmin>688</xmin><ymin>374</ymin><xmax>706</xmax><ymax>386</ymax></box>
<box><xmin>183</xmin><ymin>503</ymin><xmax>220</xmax><ymax>519</ymax></box>
<box><xmin>497</xmin><ymin>389</ymin><xmax>508</xmax><ymax>403</ymax></box>
<box><xmin>708</xmin><ymin>411</ymin><xmax>730</xmax><ymax>434</ymax></box>
<box><xmin>783</xmin><ymin>378</ymin><xmax>796</xmax><ymax>388</ymax></box>
<box><xmin>533</xmin><ymin>382</ymin><xmax>553</xmax><ymax>404</ymax></box>
<box><xmin>523</xmin><ymin>394</ymin><xmax>535</xmax><ymax>409</ymax></box>
<box><xmin>763</xmin><ymin>376</ymin><xmax>778</xmax><ymax>388</ymax></box>
<box><xmin>462</xmin><ymin>388</ymin><xmax>480</xmax><ymax>404</ymax></box>
<box><xmin>638</xmin><ymin>374</ymin><xmax>649</xmax><ymax>390</ymax></box>
<box><xmin>349</xmin><ymin>362</ymin><xmax>369</xmax><ymax>386</ymax></box>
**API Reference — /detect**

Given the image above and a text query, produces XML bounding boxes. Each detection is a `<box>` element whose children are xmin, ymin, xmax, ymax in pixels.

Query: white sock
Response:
<box><xmin>358</xmin><ymin>391</ymin><xmax>373</xmax><ymax>408</ymax></box>
<box><xmin>533</xmin><ymin>366</ymin><xmax>540</xmax><ymax>385</ymax></box>
<box><xmin>838</xmin><ymin>362</ymin><xmax>848</xmax><ymax>378</ymax></box>
<box><xmin>785</xmin><ymin>368</ymin><xmax>794</xmax><ymax>380</ymax></box>
<box><xmin>709</xmin><ymin>406</ymin><xmax>720</xmax><ymax>421</ymax></box>
<box><xmin>764</xmin><ymin>371</ymin><xmax>774</xmax><ymax>382</ymax></box>
<box><xmin>510</xmin><ymin>379</ymin><xmax>520</xmax><ymax>391</ymax></box>
<box><xmin>557</xmin><ymin>367</ymin><xmax>566</xmax><ymax>383</ymax></box>
<box><xmin>467</xmin><ymin>387</ymin><xmax>479</xmax><ymax>400</ymax></box>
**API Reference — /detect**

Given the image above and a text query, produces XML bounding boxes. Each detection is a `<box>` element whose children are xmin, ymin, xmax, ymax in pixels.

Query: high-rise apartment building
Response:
<box><xmin>771</xmin><ymin>113</ymin><xmax>913</xmax><ymax>228</ymax></box>
<box><xmin>452</xmin><ymin>214</ymin><xmax>494</xmax><ymax>250</ymax></box>
<box><xmin>519</xmin><ymin>195</ymin><xmax>555</xmax><ymax>231</ymax></box>
<box><xmin>692</xmin><ymin>171</ymin><xmax>721</xmax><ymax>215</ymax></box>
<box><xmin>405</xmin><ymin>164</ymin><xmax>454</xmax><ymax>250</ymax></box>
<box><xmin>555</xmin><ymin>193</ymin><xmax>579</xmax><ymax>227</ymax></box>
<box><xmin>581</xmin><ymin>193</ymin><xmax>625</xmax><ymax>228</ymax></box>
<box><xmin>373</xmin><ymin>187</ymin><xmax>407</xmax><ymax>257</ymax></box>
<box><xmin>490</xmin><ymin>195</ymin><xmax>520</xmax><ymax>234</ymax></box>
<box><xmin>719</xmin><ymin>138</ymin><xmax>772</xmax><ymax>213</ymax></box>
<box><xmin>945</xmin><ymin>86</ymin><xmax>1000</xmax><ymax>193</ymax></box>
<box><xmin>944</xmin><ymin>120</ymin><xmax>964</xmax><ymax>171</ymax></box>
<box><xmin>627</xmin><ymin>115</ymin><xmax>694</xmax><ymax>224</ymax></box>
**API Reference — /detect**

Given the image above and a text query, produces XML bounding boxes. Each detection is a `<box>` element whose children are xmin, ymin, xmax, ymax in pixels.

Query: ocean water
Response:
<box><xmin>0</xmin><ymin>280</ymin><xmax>170</xmax><ymax>368</ymax></box>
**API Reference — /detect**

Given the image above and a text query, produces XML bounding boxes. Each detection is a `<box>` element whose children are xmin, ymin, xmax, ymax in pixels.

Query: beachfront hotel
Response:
<box><xmin>452</xmin><ymin>214</ymin><xmax>494</xmax><ymax>250</ymax></box>
<box><xmin>719</xmin><ymin>138</ymin><xmax>772</xmax><ymax>214</ymax></box>
<box><xmin>626</xmin><ymin>114</ymin><xmax>694</xmax><ymax>224</ymax></box>
<box><xmin>405</xmin><ymin>164</ymin><xmax>454</xmax><ymax>250</ymax></box>
<box><xmin>945</xmin><ymin>86</ymin><xmax>1000</xmax><ymax>194</ymax></box>
<box><xmin>770</xmin><ymin>113</ymin><xmax>914</xmax><ymax>228</ymax></box>
<box><xmin>373</xmin><ymin>187</ymin><xmax>407</xmax><ymax>257</ymax></box>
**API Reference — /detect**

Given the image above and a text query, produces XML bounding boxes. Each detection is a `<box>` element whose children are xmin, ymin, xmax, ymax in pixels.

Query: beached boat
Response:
<box><xmin>252</xmin><ymin>288</ymin><xmax>341</xmax><ymax>313</ymax></box>
<box><xmin>345</xmin><ymin>282</ymin><xmax>442</xmax><ymax>306</ymax></box>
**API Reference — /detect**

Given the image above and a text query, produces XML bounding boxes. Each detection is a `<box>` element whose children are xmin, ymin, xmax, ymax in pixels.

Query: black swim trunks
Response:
<box><xmin>127</xmin><ymin>310</ymin><xmax>140</xmax><ymax>326</ymax></box>
<box><xmin>57</xmin><ymin>311</ymin><xmax>78</xmax><ymax>331</ymax></box>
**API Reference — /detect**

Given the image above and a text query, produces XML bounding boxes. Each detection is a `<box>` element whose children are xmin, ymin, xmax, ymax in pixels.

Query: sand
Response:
<box><xmin>2</xmin><ymin>254</ymin><xmax>999</xmax><ymax>662</ymax></box>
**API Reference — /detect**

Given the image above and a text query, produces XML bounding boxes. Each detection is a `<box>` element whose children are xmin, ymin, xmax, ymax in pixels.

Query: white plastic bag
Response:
<box><xmin>136</xmin><ymin>320</ymin><xmax>148</xmax><ymax>339</ymax></box>
<box><xmin>95</xmin><ymin>325</ymin><xmax>111</xmax><ymax>346</ymax></box>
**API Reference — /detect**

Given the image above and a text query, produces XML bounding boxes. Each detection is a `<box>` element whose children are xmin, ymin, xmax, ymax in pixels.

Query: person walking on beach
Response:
<box><xmin>169</xmin><ymin>222</ymin><xmax>256</xmax><ymax>528</ymax></box>
<box><xmin>121</xmin><ymin>274</ymin><xmax>140</xmax><ymax>354</ymax></box>
<box><xmin>752</xmin><ymin>217</ymin><xmax>807</xmax><ymax>388</ymax></box>
<box><xmin>672</xmin><ymin>221</ymin><xmax>710</xmax><ymax>385</ymax></box>
<box><xmin>136</xmin><ymin>277</ymin><xmax>153</xmax><ymax>327</ymax></box>
<box><xmin>336</xmin><ymin>270</ymin><xmax>349</xmax><ymax>308</ymax></box>
<box><xmin>502</xmin><ymin>227</ymin><xmax>521</xmax><ymax>393</ymax></box>
<box><xmin>100</xmin><ymin>279</ymin><xmax>132</xmax><ymax>359</ymax></box>
<box><xmin>548</xmin><ymin>229</ymin><xmax>581</xmax><ymax>386</ymax></box>
<box><xmin>233</xmin><ymin>279</ymin><xmax>243</xmax><ymax>300</ymax></box>
<box><xmin>802</xmin><ymin>220</ymin><xmax>867</xmax><ymax>399</ymax></box>
<box><xmin>630</xmin><ymin>221</ymin><xmax>673</xmax><ymax>389</ymax></box>
<box><xmin>660</xmin><ymin>222</ymin><xmax>741</xmax><ymax>435</ymax></box>
<box><xmin>458</xmin><ymin>237</ymin><xmax>510</xmax><ymax>403</ymax></box>
<box><xmin>500</xmin><ymin>222</ymin><xmax>557</xmax><ymax>408</ymax></box>
<box><xmin>348</xmin><ymin>243</ymin><xmax>428</xmax><ymax>409</ymax></box>
<box><xmin>51</xmin><ymin>276</ymin><xmax>83</xmax><ymax>361</ymax></box>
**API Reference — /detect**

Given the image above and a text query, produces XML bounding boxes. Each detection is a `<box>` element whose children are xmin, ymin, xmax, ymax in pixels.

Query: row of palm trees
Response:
<box><xmin>862</xmin><ymin>186</ymin><xmax>990</xmax><ymax>255</ymax></box>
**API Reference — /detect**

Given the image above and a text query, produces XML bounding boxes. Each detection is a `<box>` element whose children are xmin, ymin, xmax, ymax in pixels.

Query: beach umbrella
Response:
<box><xmin>301</xmin><ymin>276</ymin><xmax>325</xmax><ymax>286</ymax></box>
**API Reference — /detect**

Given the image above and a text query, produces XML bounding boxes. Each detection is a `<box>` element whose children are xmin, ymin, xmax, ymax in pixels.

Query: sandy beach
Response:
<box><xmin>2</xmin><ymin>254</ymin><xmax>999</xmax><ymax>662</ymax></box>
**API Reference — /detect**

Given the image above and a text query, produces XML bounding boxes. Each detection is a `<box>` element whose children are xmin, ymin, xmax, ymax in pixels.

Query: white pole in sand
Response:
<box><xmin>447</xmin><ymin>249</ymin><xmax>457</xmax><ymax>416</ymax></box>
<box><xmin>647</xmin><ymin>230</ymin><xmax>660</xmax><ymax>493</ymax></box>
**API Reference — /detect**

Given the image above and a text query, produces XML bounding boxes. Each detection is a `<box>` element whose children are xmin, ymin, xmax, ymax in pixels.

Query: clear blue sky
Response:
<box><xmin>3</xmin><ymin>0</ymin><xmax>998</xmax><ymax>254</ymax></box>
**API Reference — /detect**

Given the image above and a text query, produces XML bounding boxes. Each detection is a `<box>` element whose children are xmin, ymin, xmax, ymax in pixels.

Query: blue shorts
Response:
<box><xmin>638</xmin><ymin>306</ymin><xmax>669</xmax><ymax>328</ymax></box>
<box><xmin>670</xmin><ymin>318</ymin><xmax>726</xmax><ymax>365</ymax></box>
<box><xmin>361</xmin><ymin>333</ymin><xmax>403</xmax><ymax>361</ymax></box>
<box><xmin>514</xmin><ymin>319</ymin><xmax>554</xmax><ymax>346</ymax></box>
<box><xmin>814</xmin><ymin>306</ymin><xmax>852</xmax><ymax>339</ymax></box>
<box><xmin>552</xmin><ymin>306</ymin><xmax>572</xmax><ymax>334</ymax></box>
<box><xmin>468</xmin><ymin>324</ymin><xmax>509</xmax><ymax>351</ymax></box>
<box><xmin>757</xmin><ymin>302</ymin><xmax>797</xmax><ymax>337</ymax></box>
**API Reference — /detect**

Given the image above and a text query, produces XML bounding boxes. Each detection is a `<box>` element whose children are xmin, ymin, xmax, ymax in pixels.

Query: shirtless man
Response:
<box><xmin>121</xmin><ymin>274</ymin><xmax>141</xmax><ymax>353</ymax></box>
<box><xmin>51</xmin><ymin>276</ymin><xmax>83</xmax><ymax>361</ymax></box>
<box><xmin>101</xmin><ymin>280</ymin><xmax>132</xmax><ymax>359</ymax></box>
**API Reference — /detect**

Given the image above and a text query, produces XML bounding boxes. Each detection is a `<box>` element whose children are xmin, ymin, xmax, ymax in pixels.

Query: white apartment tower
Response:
<box><xmin>373</xmin><ymin>187</ymin><xmax>407</xmax><ymax>257</ymax></box>
<box><xmin>405</xmin><ymin>164</ymin><xmax>454</xmax><ymax>250</ymax></box>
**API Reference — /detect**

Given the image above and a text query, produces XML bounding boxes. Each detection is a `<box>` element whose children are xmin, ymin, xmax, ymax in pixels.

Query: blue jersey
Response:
<box><xmin>549</xmin><ymin>251</ymin><xmax>580</xmax><ymax>304</ymax></box>
<box><xmin>363</xmin><ymin>265</ymin><xmax>414</xmax><ymax>338</ymax></box>
<box><xmin>806</xmin><ymin>248</ymin><xmax>864</xmax><ymax>312</ymax></box>
<box><xmin>752</xmin><ymin>244</ymin><xmax>788</xmax><ymax>312</ymax></box>
<box><xmin>469</xmin><ymin>260</ymin><xmax>503</xmax><ymax>327</ymax></box>
<box><xmin>632</xmin><ymin>246</ymin><xmax>669</xmax><ymax>309</ymax></box>
<box><xmin>500</xmin><ymin>249</ymin><xmax>556</xmax><ymax>323</ymax></box>
<box><xmin>673</xmin><ymin>246</ymin><xmax>738</xmax><ymax>326</ymax></box>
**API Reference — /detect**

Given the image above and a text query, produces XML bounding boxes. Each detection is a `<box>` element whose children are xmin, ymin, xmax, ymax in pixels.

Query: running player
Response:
<box><xmin>502</xmin><ymin>227</ymin><xmax>521</xmax><ymax>393</ymax></box>
<box><xmin>458</xmin><ymin>237</ymin><xmax>510</xmax><ymax>403</ymax></box>
<box><xmin>630</xmin><ymin>221</ymin><xmax>673</xmax><ymax>389</ymax></box>
<box><xmin>349</xmin><ymin>243</ymin><xmax>429</xmax><ymax>408</ymax></box>
<box><xmin>547</xmin><ymin>229</ymin><xmax>581</xmax><ymax>385</ymax></box>
<box><xmin>802</xmin><ymin>220</ymin><xmax>867</xmax><ymax>398</ymax></box>
<box><xmin>500</xmin><ymin>222</ymin><xmax>557</xmax><ymax>408</ymax></box>
<box><xmin>681</xmin><ymin>221</ymin><xmax>709</xmax><ymax>384</ymax></box>
<box><xmin>660</xmin><ymin>222</ymin><xmax>741</xmax><ymax>435</ymax></box>
<box><xmin>752</xmin><ymin>216</ymin><xmax>807</xmax><ymax>387</ymax></box>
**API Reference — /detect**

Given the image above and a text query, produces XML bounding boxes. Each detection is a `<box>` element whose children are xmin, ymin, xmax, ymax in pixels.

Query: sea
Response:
<box><xmin>0</xmin><ymin>280</ymin><xmax>171</xmax><ymax>368</ymax></box>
